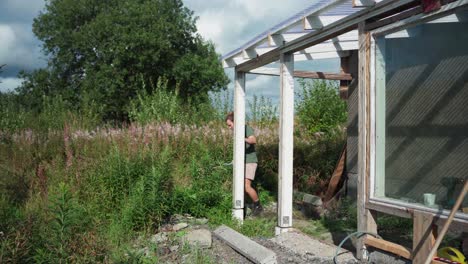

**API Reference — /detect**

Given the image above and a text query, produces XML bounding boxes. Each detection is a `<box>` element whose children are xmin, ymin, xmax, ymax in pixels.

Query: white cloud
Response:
<box><xmin>0</xmin><ymin>25</ymin><xmax>16</xmax><ymax>58</ymax></box>
<box><xmin>0</xmin><ymin>77</ymin><xmax>23</xmax><ymax>92</ymax></box>
<box><xmin>0</xmin><ymin>24</ymin><xmax>45</xmax><ymax>72</ymax></box>
<box><xmin>185</xmin><ymin>0</ymin><xmax>313</xmax><ymax>54</ymax></box>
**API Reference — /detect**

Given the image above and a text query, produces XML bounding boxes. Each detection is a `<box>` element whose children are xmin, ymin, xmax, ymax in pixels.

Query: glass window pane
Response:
<box><xmin>374</xmin><ymin>10</ymin><xmax>468</xmax><ymax>213</ymax></box>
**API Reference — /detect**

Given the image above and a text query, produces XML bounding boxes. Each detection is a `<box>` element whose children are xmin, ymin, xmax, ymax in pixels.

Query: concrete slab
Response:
<box><xmin>213</xmin><ymin>225</ymin><xmax>277</xmax><ymax>264</ymax></box>
<box><xmin>183</xmin><ymin>229</ymin><xmax>212</xmax><ymax>249</ymax></box>
<box><xmin>270</xmin><ymin>230</ymin><xmax>358</xmax><ymax>263</ymax></box>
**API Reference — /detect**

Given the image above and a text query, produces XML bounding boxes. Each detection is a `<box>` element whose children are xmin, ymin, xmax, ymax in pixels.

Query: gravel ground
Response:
<box><xmin>210</xmin><ymin>236</ymin><xmax>252</xmax><ymax>264</ymax></box>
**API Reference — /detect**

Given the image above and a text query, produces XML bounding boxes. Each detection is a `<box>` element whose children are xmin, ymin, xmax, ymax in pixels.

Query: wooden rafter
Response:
<box><xmin>247</xmin><ymin>68</ymin><xmax>353</xmax><ymax>81</ymax></box>
<box><xmin>236</xmin><ymin>0</ymin><xmax>418</xmax><ymax>72</ymax></box>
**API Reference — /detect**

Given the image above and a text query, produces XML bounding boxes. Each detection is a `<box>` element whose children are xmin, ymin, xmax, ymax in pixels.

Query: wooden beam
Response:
<box><xmin>295</xmin><ymin>70</ymin><xmax>352</xmax><ymax>80</ymax></box>
<box><xmin>339</xmin><ymin>51</ymin><xmax>358</xmax><ymax>99</ymax></box>
<box><xmin>357</xmin><ymin>21</ymin><xmax>378</xmax><ymax>260</ymax></box>
<box><xmin>233</xmin><ymin>71</ymin><xmax>246</xmax><ymax>221</ymax></box>
<box><xmin>365</xmin><ymin>5</ymin><xmax>423</xmax><ymax>31</ymax></box>
<box><xmin>236</xmin><ymin>0</ymin><xmax>418</xmax><ymax>72</ymax></box>
<box><xmin>413</xmin><ymin>211</ymin><xmax>437</xmax><ymax>264</ymax></box>
<box><xmin>276</xmin><ymin>52</ymin><xmax>294</xmax><ymax>235</ymax></box>
<box><xmin>364</xmin><ymin>236</ymin><xmax>412</xmax><ymax>259</ymax></box>
<box><xmin>353</xmin><ymin>0</ymin><xmax>377</xmax><ymax>7</ymax></box>
<box><xmin>303</xmin><ymin>15</ymin><xmax>346</xmax><ymax>30</ymax></box>
<box><xmin>301</xmin><ymin>39</ymin><xmax>359</xmax><ymax>53</ymax></box>
<box><xmin>371</xmin><ymin>0</ymin><xmax>468</xmax><ymax>35</ymax></box>
<box><xmin>340</xmin><ymin>56</ymin><xmax>350</xmax><ymax>99</ymax></box>
<box><xmin>364</xmin><ymin>0</ymin><xmax>459</xmax><ymax>31</ymax></box>
<box><xmin>248</xmin><ymin>68</ymin><xmax>353</xmax><ymax>80</ymax></box>
<box><xmin>295</xmin><ymin>50</ymin><xmax>350</xmax><ymax>61</ymax></box>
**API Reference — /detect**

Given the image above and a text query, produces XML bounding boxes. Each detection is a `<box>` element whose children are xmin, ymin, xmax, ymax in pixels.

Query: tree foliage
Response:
<box><xmin>18</xmin><ymin>0</ymin><xmax>229</xmax><ymax>120</ymax></box>
<box><xmin>296</xmin><ymin>79</ymin><xmax>347</xmax><ymax>135</ymax></box>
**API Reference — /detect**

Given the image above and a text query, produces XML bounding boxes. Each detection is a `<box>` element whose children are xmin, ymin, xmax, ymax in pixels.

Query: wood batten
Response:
<box><xmin>232</xmin><ymin>71</ymin><xmax>246</xmax><ymax>221</ymax></box>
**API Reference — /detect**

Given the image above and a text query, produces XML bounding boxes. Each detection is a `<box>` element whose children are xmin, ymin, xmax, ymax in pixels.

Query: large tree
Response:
<box><xmin>19</xmin><ymin>0</ymin><xmax>229</xmax><ymax>119</ymax></box>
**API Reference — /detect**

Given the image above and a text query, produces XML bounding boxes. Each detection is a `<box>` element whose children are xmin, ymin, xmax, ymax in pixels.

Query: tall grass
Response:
<box><xmin>0</xmin><ymin>79</ymin><xmax>348</xmax><ymax>261</ymax></box>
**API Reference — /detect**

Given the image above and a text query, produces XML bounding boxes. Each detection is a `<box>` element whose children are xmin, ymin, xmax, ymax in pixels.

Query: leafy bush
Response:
<box><xmin>296</xmin><ymin>79</ymin><xmax>347</xmax><ymax>135</ymax></box>
<box><xmin>128</xmin><ymin>77</ymin><xmax>219</xmax><ymax>125</ymax></box>
<box><xmin>128</xmin><ymin>78</ymin><xmax>184</xmax><ymax>124</ymax></box>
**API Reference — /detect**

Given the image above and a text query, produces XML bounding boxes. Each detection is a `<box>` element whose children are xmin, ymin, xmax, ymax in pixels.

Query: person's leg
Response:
<box><xmin>245</xmin><ymin>163</ymin><xmax>259</xmax><ymax>202</ymax></box>
<box><xmin>245</xmin><ymin>179</ymin><xmax>259</xmax><ymax>202</ymax></box>
<box><xmin>245</xmin><ymin>163</ymin><xmax>262</xmax><ymax>216</ymax></box>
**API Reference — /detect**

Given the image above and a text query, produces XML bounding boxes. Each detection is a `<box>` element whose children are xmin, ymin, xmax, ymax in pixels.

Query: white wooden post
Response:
<box><xmin>276</xmin><ymin>52</ymin><xmax>294</xmax><ymax>235</ymax></box>
<box><xmin>233</xmin><ymin>71</ymin><xmax>246</xmax><ymax>221</ymax></box>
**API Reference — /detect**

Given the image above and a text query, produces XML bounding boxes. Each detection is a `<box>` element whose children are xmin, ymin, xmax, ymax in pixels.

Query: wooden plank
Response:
<box><xmin>367</xmin><ymin>198</ymin><xmax>468</xmax><ymax>229</ymax></box>
<box><xmin>233</xmin><ymin>71</ymin><xmax>246</xmax><ymax>221</ymax></box>
<box><xmin>324</xmin><ymin>144</ymin><xmax>347</xmax><ymax>202</ymax></box>
<box><xmin>295</xmin><ymin>71</ymin><xmax>352</xmax><ymax>80</ymax></box>
<box><xmin>353</xmin><ymin>0</ymin><xmax>378</xmax><ymax>7</ymax></box>
<box><xmin>357</xmin><ymin>21</ymin><xmax>378</xmax><ymax>260</ymax></box>
<box><xmin>248</xmin><ymin>68</ymin><xmax>353</xmax><ymax>80</ymax></box>
<box><xmin>364</xmin><ymin>236</ymin><xmax>412</xmax><ymax>259</ymax></box>
<box><xmin>236</xmin><ymin>0</ymin><xmax>418</xmax><ymax>72</ymax></box>
<box><xmin>432</xmin><ymin>260</ymin><xmax>451</xmax><ymax>264</ymax></box>
<box><xmin>366</xmin><ymin>200</ymin><xmax>413</xmax><ymax>218</ymax></box>
<box><xmin>413</xmin><ymin>211</ymin><xmax>437</xmax><ymax>264</ymax></box>
<box><xmin>276</xmin><ymin>52</ymin><xmax>295</xmax><ymax>235</ymax></box>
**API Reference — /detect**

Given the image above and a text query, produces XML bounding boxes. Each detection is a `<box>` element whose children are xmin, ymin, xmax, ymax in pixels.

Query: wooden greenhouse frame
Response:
<box><xmin>222</xmin><ymin>0</ymin><xmax>468</xmax><ymax>263</ymax></box>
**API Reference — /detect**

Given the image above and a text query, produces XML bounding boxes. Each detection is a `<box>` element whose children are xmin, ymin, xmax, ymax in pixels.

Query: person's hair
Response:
<box><xmin>225</xmin><ymin>112</ymin><xmax>234</xmax><ymax>122</ymax></box>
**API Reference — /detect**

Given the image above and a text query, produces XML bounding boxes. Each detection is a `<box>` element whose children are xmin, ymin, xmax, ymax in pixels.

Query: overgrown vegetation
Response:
<box><xmin>0</xmin><ymin>78</ymin><xmax>351</xmax><ymax>261</ymax></box>
<box><xmin>1</xmin><ymin>2</ymin><xmax>350</xmax><ymax>257</ymax></box>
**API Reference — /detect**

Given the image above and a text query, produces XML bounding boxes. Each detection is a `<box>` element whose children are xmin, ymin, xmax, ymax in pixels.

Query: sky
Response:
<box><xmin>0</xmin><ymin>0</ymin><xmax>339</xmax><ymax>108</ymax></box>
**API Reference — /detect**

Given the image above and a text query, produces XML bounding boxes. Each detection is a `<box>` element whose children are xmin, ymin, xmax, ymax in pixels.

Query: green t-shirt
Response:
<box><xmin>245</xmin><ymin>125</ymin><xmax>258</xmax><ymax>163</ymax></box>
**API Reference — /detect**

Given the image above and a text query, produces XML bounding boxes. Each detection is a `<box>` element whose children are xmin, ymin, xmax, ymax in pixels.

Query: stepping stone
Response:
<box><xmin>214</xmin><ymin>225</ymin><xmax>277</xmax><ymax>264</ymax></box>
<box><xmin>183</xmin><ymin>229</ymin><xmax>212</xmax><ymax>249</ymax></box>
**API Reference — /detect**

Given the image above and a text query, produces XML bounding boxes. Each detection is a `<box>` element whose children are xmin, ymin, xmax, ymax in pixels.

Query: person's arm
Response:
<box><xmin>245</xmin><ymin>135</ymin><xmax>256</xmax><ymax>144</ymax></box>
